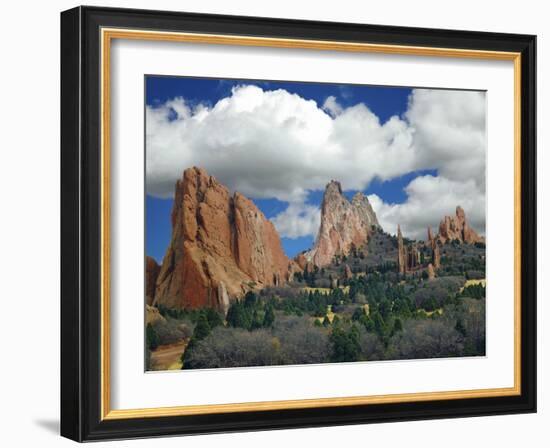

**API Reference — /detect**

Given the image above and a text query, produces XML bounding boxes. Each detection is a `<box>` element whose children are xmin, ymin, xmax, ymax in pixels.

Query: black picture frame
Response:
<box><xmin>61</xmin><ymin>5</ymin><xmax>536</xmax><ymax>442</ymax></box>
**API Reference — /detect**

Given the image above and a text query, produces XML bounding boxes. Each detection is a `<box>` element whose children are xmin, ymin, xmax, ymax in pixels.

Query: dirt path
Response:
<box><xmin>150</xmin><ymin>340</ymin><xmax>187</xmax><ymax>371</ymax></box>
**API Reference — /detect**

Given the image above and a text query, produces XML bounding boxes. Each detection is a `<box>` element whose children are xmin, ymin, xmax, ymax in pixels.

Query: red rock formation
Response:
<box><xmin>145</xmin><ymin>304</ymin><xmax>165</xmax><ymax>325</ymax></box>
<box><xmin>438</xmin><ymin>206</ymin><xmax>484</xmax><ymax>244</ymax></box>
<box><xmin>145</xmin><ymin>256</ymin><xmax>160</xmax><ymax>306</ymax></box>
<box><xmin>427</xmin><ymin>263</ymin><xmax>435</xmax><ymax>281</ymax></box>
<box><xmin>344</xmin><ymin>264</ymin><xmax>353</xmax><ymax>280</ymax></box>
<box><xmin>154</xmin><ymin>167</ymin><xmax>292</xmax><ymax>312</ymax></box>
<box><xmin>286</xmin><ymin>260</ymin><xmax>301</xmax><ymax>283</ymax></box>
<box><xmin>397</xmin><ymin>226</ymin><xmax>422</xmax><ymax>273</ymax></box>
<box><xmin>407</xmin><ymin>243</ymin><xmax>421</xmax><ymax>270</ymax></box>
<box><xmin>306</xmin><ymin>181</ymin><xmax>379</xmax><ymax>267</ymax></box>
<box><xmin>397</xmin><ymin>225</ymin><xmax>406</xmax><ymax>274</ymax></box>
<box><xmin>427</xmin><ymin>226</ymin><xmax>441</xmax><ymax>269</ymax></box>
<box><xmin>433</xmin><ymin>244</ymin><xmax>441</xmax><ymax>269</ymax></box>
<box><xmin>427</xmin><ymin>226</ymin><xmax>434</xmax><ymax>243</ymax></box>
<box><xmin>295</xmin><ymin>253</ymin><xmax>308</xmax><ymax>271</ymax></box>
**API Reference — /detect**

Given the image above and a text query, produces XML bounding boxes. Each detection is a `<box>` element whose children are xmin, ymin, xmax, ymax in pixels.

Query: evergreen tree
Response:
<box><xmin>263</xmin><ymin>305</ymin><xmax>275</xmax><ymax>328</ymax></box>
<box><xmin>372</xmin><ymin>311</ymin><xmax>386</xmax><ymax>338</ymax></box>
<box><xmin>329</xmin><ymin>325</ymin><xmax>361</xmax><ymax>362</ymax></box>
<box><xmin>204</xmin><ymin>308</ymin><xmax>223</xmax><ymax>329</ymax></box>
<box><xmin>193</xmin><ymin>314</ymin><xmax>211</xmax><ymax>341</ymax></box>
<box><xmin>363</xmin><ymin>316</ymin><xmax>375</xmax><ymax>333</ymax></box>
<box><xmin>378</xmin><ymin>299</ymin><xmax>392</xmax><ymax>321</ymax></box>
<box><xmin>455</xmin><ymin>319</ymin><xmax>467</xmax><ymax>337</ymax></box>
<box><xmin>244</xmin><ymin>291</ymin><xmax>257</xmax><ymax>308</ymax></box>
<box><xmin>146</xmin><ymin>323</ymin><xmax>160</xmax><ymax>350</ymax></box>
<box><xmin>226</xmin><ymin>302</ymin><xmax>252</xmax><ymax>329</ymax></box>
<box><xmin>391</xmin><ymin>318</ymin><xmax>403</xmax><ymax>336</ymax></box>
<box><xmin>352</xmin><ymin>306</ymin><xmax>366</xmax><ymax>322</ymax></box>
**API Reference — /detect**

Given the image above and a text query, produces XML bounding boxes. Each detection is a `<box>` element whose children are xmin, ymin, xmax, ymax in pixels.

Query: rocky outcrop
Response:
<box><xmin>397</xmin><ymin>226</ymin><xmax>421</xmax><ymax>273</ymax></box>
<box><xmin>438</xmin><ymin>206</ymin><xmax>484</xmax><ymax>244</ymax></box>
<box><xmin>295</xmin><ymin>253</ymin><xmax>308</xmax><ymax>271</ymax></box>
<box><xmin>407</xmin><ymin>243</ymin><xmax>421</xmax><ymax>270</ymax></box>
<box><xmin>427</xmin><ymin>226</ymin><xmax>441</xmax><ymax>269</ymax></box>
<box><xmin>306</xmin><ymin>181</ymin><xmax>379</xmax><ymax>267</ymax></box>
<box><xmin>433</xmin><ymin>243</ymin><xmax>441</xmax><ymax>269</ymax></box>
<box><xmin>146</xmin><ymin>304</ymin><xmax>166</xmax><ymax>325</ymax></box>
<box><xmin>145</xmin><ymin>256</ymin><xmax>160</xmax><ymax>306</ymax></box>
<box><xmin>427</xmin><ymin>263</ymin><xmax>435</xmax><ymax>281</ymax></box>
<box><xmin>397</xmin><ymin>225</ymin><xmax>406</xmax><ymax>274</ymax></box>
<box><xmin>344</xmin><ymin>264</ymin><xmax>353</xmax><ymax>280</ymax></box>
<box><xmin>153</xmin><ymin>167</ymin><xmax>292</xmax><ymax>312</ymax></box>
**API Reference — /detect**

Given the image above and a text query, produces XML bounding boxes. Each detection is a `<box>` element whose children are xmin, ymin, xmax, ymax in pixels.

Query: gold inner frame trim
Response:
<box><xmin>100</xmin><ymin>27</ymin><xmax>522</xmax><ymax>421</ymax></box>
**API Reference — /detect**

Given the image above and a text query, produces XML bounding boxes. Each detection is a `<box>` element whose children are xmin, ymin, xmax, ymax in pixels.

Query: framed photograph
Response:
<box><xmin>60</xmin><ymin>6</ymin><xmax>536</xmax><ymax>441</ymax></box>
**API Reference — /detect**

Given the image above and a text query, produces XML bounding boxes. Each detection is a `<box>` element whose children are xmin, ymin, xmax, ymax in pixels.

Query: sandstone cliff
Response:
<box><xmin>437</xmin><ymin>206</ymin><xmax>484</xmax><ymax>244</ymax></box>
<box><xmin>153</xmin><ymin>167</ymin><xmax>292</xmax><ymax>312</ymax></box>
<box><xmin>305</xmin><ymin>181</ymin><xmax>379</xmax><ymax>267</ymax></box>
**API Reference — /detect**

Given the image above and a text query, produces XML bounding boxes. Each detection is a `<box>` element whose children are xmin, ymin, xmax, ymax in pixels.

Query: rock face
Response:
<box><xmin>306</xmin><ymin>181</ymin><xmax>379</xmax><ymax>267</ymax></box>
<box><xmin>145</xmin><ymin>256</ymin><xmax>160</xmax><ymax>306</ymax></box>
<box><xmin>438</xmin><ymin>206</ymin><xmax>484</xmax><ymax>244</ymax></box>
<box><xmin>153</xmin><ymin>167</ymin><xmax>292</xmax><ymax>312</ymax></box>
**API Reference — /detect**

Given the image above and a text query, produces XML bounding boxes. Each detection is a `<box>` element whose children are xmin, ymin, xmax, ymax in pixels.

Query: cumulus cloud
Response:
<box><xmin>146</xmin><ymin>85</ymin><xmax>416</xmax><ymax>201</ymax></box>
<box><xmin>405</xmin><ymin>89</ymin><xmax>487</xmax><ymax>188</ymax></box>
<box><xmin>368</xmin><ymin>175</ymin><xmax>486</xmax><ymax>241</ymax></box>
<box><xmin>146</xmin><ymin>84</ymin><xmax>486</xmax><ymax>239</ymax></box>
<box><xmin>322</xmin><ymin>95</ymin><xmax>343</xmax><ymax>117</ymax></box>
<box><xmin>270</xmin><ymin>202</ymin><xmax>321</xmax><ymax>239</ymax></box>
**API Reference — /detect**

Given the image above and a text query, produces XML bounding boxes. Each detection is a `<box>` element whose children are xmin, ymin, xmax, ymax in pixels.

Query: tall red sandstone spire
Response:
<box><xmin>306</xmin><ymin>181</ymin><xmax>379</xmax><ymax>267</ymax></box>
<box><xmin>397</xmin><ymin>225</ymin><xmax>406</xmax><ymax>274</ymax></box>
<box><xmin>427</xmin><ymin>226</ymin><xmax>441</xmax><ymax>269</ymax></box>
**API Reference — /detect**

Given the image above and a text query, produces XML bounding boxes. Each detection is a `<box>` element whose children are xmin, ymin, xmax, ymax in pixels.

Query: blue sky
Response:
<box><xmin>146</xmin><ymin>76</ymin><xmax>443</xmax><ymax>262</ymax></box>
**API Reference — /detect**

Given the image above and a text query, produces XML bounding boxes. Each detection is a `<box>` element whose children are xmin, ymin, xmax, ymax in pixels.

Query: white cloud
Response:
<box><xmin>405</xmin><ymin>89</ymin><xmax>487</xmax><ymax>188</ymax></box>
<box><xmin>270</xmin><ymin>202</ymin><xmax>321</xmax><ymax>239</ymax></box>
<box><xmin>146</xmin><ymin>84</ymin><xmax>486</xmax><ymax>239</ymax></box>
<box><xmin>368</xmin><ymin>175</ymin><xmax>486</xmax><ymax>241</ymax></box>
<box><xmin>322</xmin><ymin>95</ymin><xmax>343</xmax><ymax>117</ymax></box>
<box><xmin>146</xmin><ymin>84</ymin><xmax>419</xmax><ymax>200</ymax></box>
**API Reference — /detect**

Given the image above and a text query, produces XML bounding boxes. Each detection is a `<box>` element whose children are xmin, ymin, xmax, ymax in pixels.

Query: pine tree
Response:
<box><xmin>146</xmin><ymin>323</ymin><xmax>160</xmax><ymax>350</ymax></box>
<box><xmin>455</xmin><ymin>319</ymin><xmax>467</xmax><ymax>337</ymax></box>
<box><xmin>372</xmin><ymin>311</ymin><xmax>386</xmax><ymax>338</ymax></box>
<box><xmin>193</xmin><ymin>314</ymin><xmax>211</xmax><ymax>341</ymax></box>
<box><xmin>244</xmin><ymin>291</ymin><xmax>257</xmax><ymax>308</ymax></box>
<box><xmin>205</xmin><ymin>308</ymin><xmax>223</xmax><ymax>329</ymax></box>
<box><xmin>392</xmin><ymin>318</ymin><xmax>403</xmax><ymax>335</ymax></box>
<box><xmin>352</xmin><ymin>306</ymin><xmax>366</xmax><ymax>322</ymax></box>
<box><xmin>263</xmin><ymin>305</ymin><xmax>275</xmax><ymax>327</ymax></box>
